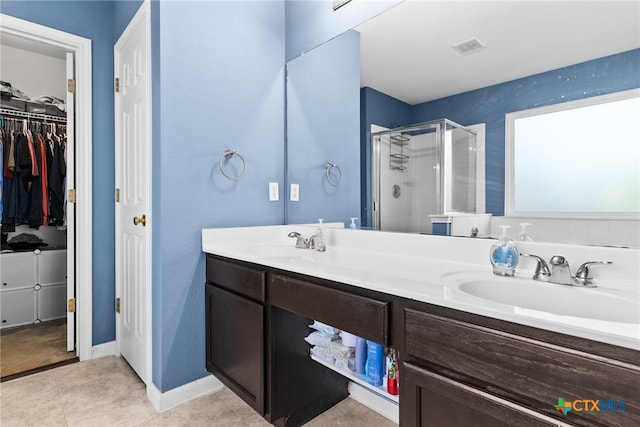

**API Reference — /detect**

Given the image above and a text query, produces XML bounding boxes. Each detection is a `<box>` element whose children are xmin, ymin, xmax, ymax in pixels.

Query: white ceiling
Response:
<box><xmin>356</xmin><ymin>0</ymin><xmax>640</xmax><ymax>105</ymax></box>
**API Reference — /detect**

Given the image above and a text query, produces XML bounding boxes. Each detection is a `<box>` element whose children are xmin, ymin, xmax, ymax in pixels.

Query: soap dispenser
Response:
<box><xmin>349</xmin><ymin>217</ymin><xmax>358</xmax><ymax>229</ymax></box>
<box><xmin>315</xmin><ymin>219</ymin><xmax>327</xmax><ymax>252</ymax></box>
<box><xmin>518</xmin><ymin>222</ymin><xmax>533</xmax><ymax>241</ymax></box>
<box><xmin>490</xmin><ymin>225</ymin><xmax>519</xmax><ymax>276</ymax></box>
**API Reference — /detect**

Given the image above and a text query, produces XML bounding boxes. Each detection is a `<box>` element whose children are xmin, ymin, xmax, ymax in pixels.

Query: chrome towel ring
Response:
<box><xmin>325</xmin><ymin>162</ymin><xmax>342</xmax><ymax>187</ymax></box>
<box><xmin>219</xmin><ymin>149</ymin><xmax>246</xmax><ymax>180</ymax></box>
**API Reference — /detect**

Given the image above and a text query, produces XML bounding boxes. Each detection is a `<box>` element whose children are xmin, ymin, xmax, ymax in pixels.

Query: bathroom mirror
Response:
<box><xmin>285</xmin><ymin>1</ymin><xmax>640</xmax><ymax>246</ymax></box>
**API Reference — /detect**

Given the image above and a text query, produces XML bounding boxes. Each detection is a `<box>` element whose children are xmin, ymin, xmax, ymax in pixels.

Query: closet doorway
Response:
<box><xmin>0</xmin><ymin>14</ymin><xmax>93</xmax><ymax>379</ymax></box>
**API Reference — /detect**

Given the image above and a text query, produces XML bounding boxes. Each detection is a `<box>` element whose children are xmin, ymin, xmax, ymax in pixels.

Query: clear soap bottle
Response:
<box><xmin>518</xmin><ymin>222</ymin><xmax>533</xmax><ymax>241</ymax></box>
<box><xmin>490</xmin><ymin>225</ymin><xmax>519</xmax><ymax>276</ymax></box>
<box><xmin>315</xmin><ymin>219</ymin><xmax>326</xmax><ymax>252</ymax></box>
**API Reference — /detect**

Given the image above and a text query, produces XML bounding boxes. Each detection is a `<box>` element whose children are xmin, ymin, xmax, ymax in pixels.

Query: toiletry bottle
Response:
<box><xmin>349</xmin><ymin>217</ymin><xmax>358</xmax><ymax>229</ymax></box>
<box><xmin>355</xmin><ymin>337</ymin><xmax>367</xmax><ymax>374</ymax></box>
<box><xmin>315</xmin><ymin>219</ymin><xmax>326</xmax><ymax>252</ymax></box>
<box><xmin>490</xmin><ymin>225</ymin><xmax>519</xmax><ymax>276</ymax></box>
<box><xmin>518</xmin><ymin>222</ymin><xmax>533</xmax><ymax>241</ymax></box>
<box><xmin>387</xmin><ymin>349</ymin><xmax>399</xmax><ymax>395</ymax></box>
<box><xmin>366</xmin><ymin>340</ymin><xmax>384</xmax><ymax>386</ymax></box>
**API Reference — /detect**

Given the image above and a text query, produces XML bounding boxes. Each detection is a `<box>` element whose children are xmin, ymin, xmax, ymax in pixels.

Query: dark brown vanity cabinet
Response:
<box><xmin>205</xmin><ymin>256</ymin><xmax>350</xmax><ymax>426</ymax></box>
<box><xmin>205</xmin><ymin>257</ymin><xmax>266</xmax><ymax>414</ymax></box>
<box><xmin>401</xmin><ymin>363</ymin><xmax>560</xmax><ymax>427</ymax></box>
<box><xmin>205</xmin><ymin>254</ymin><xmax>639</xmax><ymax>427</ymax></box>
<box><xmin>402</xmin><ymin>308</ymin><xmax>640</xmax><ymax>427</ymax></box>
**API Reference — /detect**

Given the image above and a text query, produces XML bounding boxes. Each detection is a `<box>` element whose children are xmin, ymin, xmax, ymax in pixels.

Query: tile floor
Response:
<box><xmin>0</xmin><ymin>356</ymin><xmax>397</xmax><ymax>426</ymax></box>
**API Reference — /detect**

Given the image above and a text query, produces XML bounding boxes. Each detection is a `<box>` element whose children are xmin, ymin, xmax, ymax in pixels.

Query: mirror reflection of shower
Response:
<box><xmin>372</xmin><ymin>119</ymin><xmax>483</xmax><ymax>234</ymax></box>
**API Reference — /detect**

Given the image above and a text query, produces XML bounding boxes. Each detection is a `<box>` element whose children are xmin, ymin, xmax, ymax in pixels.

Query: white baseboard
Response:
<box><xmin>147</xmin><ymin>375</ymin><xmax>224</xmax><ymax>412</ymax></box>
<box><xmin>90</xmin><ymin>341</ymin><xmax>118</xmax><ymax>359</ymax></box>
<box><xmin>348</xmin><ymin>381</ymin><xmax>399</xmax><ymax>424</ymax></box>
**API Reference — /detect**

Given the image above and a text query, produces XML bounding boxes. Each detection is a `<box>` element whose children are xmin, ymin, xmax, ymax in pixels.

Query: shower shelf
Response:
<box><xmin>390</xmin><ymin>134</ymin><xmax>410</xmax><ymax>146</ymax></box>
<box><xmin>391</xmin><ymin>154</ymin><xmax>409</xmax><ymax>161</ymax></box>
<box><xmin>390</xmin><ymin>133</ymin><xmax>410</xmax><ymax>172</ymax></box>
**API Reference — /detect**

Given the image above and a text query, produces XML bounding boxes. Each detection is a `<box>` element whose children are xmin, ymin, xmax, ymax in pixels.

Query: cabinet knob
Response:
<box><xmin>133</xmin><ymin>215</ymin><xmax>147</xmax><ymax>226</ymax></box>
<box><xmin>2</xmin><ymin>282</ymin><xmax>6</xmax><ymax>286</ymax></box>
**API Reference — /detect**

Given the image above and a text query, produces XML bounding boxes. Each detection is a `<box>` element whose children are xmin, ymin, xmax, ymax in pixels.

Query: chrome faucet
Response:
<box><xmin>288</xmin><ymin>231</ymin><xmax>310</xmax><ymax>249</ymax></box>
<box><xmin>549</xmin><ymin>255</ymin><xmax>573</xmax><ymax>285</ymax></box>
<box><xmin>520</xmin><ymin>253</ymin><xmax>612</xmax><ymax>288</ymax></box>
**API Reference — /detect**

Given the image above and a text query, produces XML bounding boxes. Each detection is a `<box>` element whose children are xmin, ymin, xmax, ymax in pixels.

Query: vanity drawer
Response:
<box><xmin>405</xmin><ymin>309</ymin><xmax>640</xmax><ymax>427</ymax></box>
<box><xmin>269</xmin><ymin>274</ymin><xmax>389</xmax><ymax>345</ymax></box>
<box><xmin>206</xmin><ymin>256</ymin><xmax>265</xmax><ymax>302</ymax></box>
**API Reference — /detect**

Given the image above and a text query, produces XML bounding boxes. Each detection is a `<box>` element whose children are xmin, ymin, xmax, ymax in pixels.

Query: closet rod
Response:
<box><xmin>0</xmin><ymin>108</ymin><xmax>67</xmax><ymax>123</ymax></box>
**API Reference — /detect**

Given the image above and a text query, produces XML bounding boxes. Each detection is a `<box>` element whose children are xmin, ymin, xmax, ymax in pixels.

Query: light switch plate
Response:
<box><xmin>290</xmin><ymin>183</ymin><xmax>300</xmax><ymax>202</ymax></box>
<box><xmin>269</xmin><ymin>182</ymin><xmax>279</xmax><ymax>201</ymax></box>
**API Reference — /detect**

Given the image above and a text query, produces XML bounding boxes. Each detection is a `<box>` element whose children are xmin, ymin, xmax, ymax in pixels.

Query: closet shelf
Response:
<box><xmin>0</xmin><ymin>108</ymin><xmax>67</xmax><ymax>123</ymax></box>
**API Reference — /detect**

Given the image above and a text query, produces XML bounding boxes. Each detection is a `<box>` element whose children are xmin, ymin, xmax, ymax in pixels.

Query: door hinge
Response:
<box><xmin>115</xmin><ymin>77</ymin><xmax>120</xmax><ymax>93</ymax></box>
<box><xmin>116</xmin><ymin>297</ymin><xmax>121</xmax><ymax>314</ymax></box>
<box><xmin>68</xmin><ymin>298</ymin><xmax>76</xmax><ymax>313</ymax></box>
<box><xmin>115</xmin><ymin>188</ymin><xmax>120</xmax><ymax>203</ymax></box>
<box><xmin>68</xmin><ymin>188</ymin><xmax>77</xmax><ymax>203</ymax></box>
<box><xmin>67</xmin><ymin>79</ymin><xmax>76</xmax><ymax>94</ymax></box>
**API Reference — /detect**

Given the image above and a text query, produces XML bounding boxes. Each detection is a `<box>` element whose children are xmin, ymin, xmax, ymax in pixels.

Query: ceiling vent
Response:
<box><xmin>451</xmin><ymin>37</ymin><xmax>486</xmax><ymax>55</ymax></box>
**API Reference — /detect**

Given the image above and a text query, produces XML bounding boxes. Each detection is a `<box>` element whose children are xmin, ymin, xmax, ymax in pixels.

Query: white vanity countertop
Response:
<box><xmin>202</xmin><ymin>225</ymin><xmax>640</xmax><ymax>351</ymax></box>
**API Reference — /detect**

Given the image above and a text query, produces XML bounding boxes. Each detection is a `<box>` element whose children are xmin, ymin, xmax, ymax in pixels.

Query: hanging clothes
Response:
<box><xmin>0</xmin><ymin>112</ymin><xmax>67</xmax><ymax>231</ymax></box>
<box><xmin>47</xmin><ymin>133</ymin><xmax>66</xmax><ymax>225</ymax></box>
<box><xmin>0</xmin><ymin>131</ymin><xmax>3</xmax><ymax>221</ymax></box>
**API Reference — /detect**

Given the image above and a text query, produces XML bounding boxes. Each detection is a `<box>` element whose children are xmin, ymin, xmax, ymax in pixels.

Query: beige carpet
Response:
<box><xmin>0</xmin><ymin>319</ymin><xmax>76</xmax><ymax>379</ymax></box>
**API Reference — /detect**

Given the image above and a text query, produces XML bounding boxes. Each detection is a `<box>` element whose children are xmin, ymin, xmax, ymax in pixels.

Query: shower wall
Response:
<box><xmin>373</xmin><ymin>120</ymin><xmax>480</xmax><ymax>234</ymax></box>
<box><xmin>376</xmin><ymin>128</ymin><xmax>438</xmax><ymax>233</ymax></box>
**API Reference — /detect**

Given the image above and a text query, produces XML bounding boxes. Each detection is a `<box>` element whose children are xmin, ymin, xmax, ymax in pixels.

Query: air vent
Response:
<box><xmin>451</xmin><ymin>37</ymin><xmax>486</xmax><ymax>55</ymax></box>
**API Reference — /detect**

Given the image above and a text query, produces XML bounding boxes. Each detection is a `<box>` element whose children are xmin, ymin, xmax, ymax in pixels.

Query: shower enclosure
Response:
<box><xmin>372</xmin><ymin>119</ymin><xmax>478</xmax><ymax>233</ymax></box>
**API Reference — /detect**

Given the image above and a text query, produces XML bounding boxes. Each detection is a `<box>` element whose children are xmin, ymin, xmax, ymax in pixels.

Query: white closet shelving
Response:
<box><xmin>0</xmin><ymin>249</ymin><xmax>67</xmax><ymax>328</ymax></box>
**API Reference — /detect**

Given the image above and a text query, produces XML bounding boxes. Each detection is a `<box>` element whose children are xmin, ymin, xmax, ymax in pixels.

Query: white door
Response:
<box><xmin>65</xmin><ymin>51</ymin><xmax>76</xmax><ymax>352</ymax></box>
<box><xmin>114</xmin><ymin>2</ymin><xmax>151</xmax><ymax>384</ymax></box>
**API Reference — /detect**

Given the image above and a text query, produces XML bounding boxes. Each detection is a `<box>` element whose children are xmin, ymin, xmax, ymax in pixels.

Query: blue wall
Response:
<box><xmin>152</xmin><ymin>0</ymin><xmax>285</xmax><ymax>392</ymax></box>
<box><xmin>286</xmin><ymin>30</ymin><xmax>360</xmax><ymax>225</ymax></box>
<box><xmin>285</xmin><ymin>0</ymin><xmax>400</xmax><ymax>61</ymax></box>
<box><xmin>1</xmin><ymin>0</ymin><xmax>123</xmax><ymax>345</ymax></box>
<box><xmin>363</xmin><ymin>49</ymin><xmax>640</xmax><ymax>218</ymax></box>
<box><xmin>359</xmin><ymin>87</ymin><xmax>411</xmax><ymax>226</ymax></box>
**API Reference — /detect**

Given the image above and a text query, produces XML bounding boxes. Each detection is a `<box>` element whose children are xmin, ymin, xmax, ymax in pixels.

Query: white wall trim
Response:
<box><xmin>90</xmin><ymin>341</ymin><xmax>119</xmax><ymax>359</ymax></box>
<box><xmin>348</xmin><ymin>382</ymin><xmax>399</xmax><ymax>424</ymax></box>
<box><xmin>0</xmin><ymin>13</ymin><xmax>93</xmax><ymax>362</ymax></box>
<box><xmin>147</xmin><ymin>375</ymin><xmax>224</xmax><ymax>413</ymax></box>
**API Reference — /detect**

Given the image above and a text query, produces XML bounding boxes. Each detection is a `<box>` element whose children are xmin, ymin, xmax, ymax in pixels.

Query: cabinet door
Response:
<box><xmin>38</xmin><ymin>283</ymin><xmax>67</xmax><ymax>321</ymax></box>
<box><xmin>37</xmin><ymin>250</ymin><xmax>67</xmax><ymax>286</ymax></box>
<box><xmin>1</xmin><ymin>288</ymin><xmax>37</xmax><ymax>328</ymax></box>
<box><xmin>1</xmin><ymin>252</ymin><xmax>37</xmax><ymax>289</ymax></box>
<box><xmin>206</xmin><ymin>284</ymin><xmax>264</xmax><ymax>414</ymax></box>
<box><xmin>401</xmin><ymin>363</ymin><xmax>568</xmax><ymax>427</ymax></box>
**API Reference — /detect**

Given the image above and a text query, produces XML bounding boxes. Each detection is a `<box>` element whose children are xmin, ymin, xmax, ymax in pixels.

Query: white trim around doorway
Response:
<box><xmin>1</xmin><ymin>13</ymin><xmax>93</xmax><ymax>361</ymax></box>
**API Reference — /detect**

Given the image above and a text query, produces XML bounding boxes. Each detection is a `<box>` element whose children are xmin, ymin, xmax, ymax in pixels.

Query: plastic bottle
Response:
<box><xmin>490</xmin><ymin>225</ymin><xmax>519</xmax><ymax>276</ymax></box>
<box><xmin>366</xmin><ymin>340</ymin><xmax>384</xmax><ymax>386</ymax></box>
<box><xmin>349</xmin><ymin>217</ymin><xmax>358</xmax><ymax>229</ymax></box>
<box><xmin>518</xmin><ymin>222</ymin><xmax>533</xmax><ymax>241</ymax></box>
<box><xmin>314</xmin><ymin>219</ymin><xmax>326</xmax><ymax>252</ymax></box>
<box><xmin>387</xmin><ymin>350</ymin><xmax>399</xmax><ymax>395</ymax></box>
<box><xmin>355</xmin><ymin>337</ymin><xmax>367</xmax><ymax>374</ymax></box>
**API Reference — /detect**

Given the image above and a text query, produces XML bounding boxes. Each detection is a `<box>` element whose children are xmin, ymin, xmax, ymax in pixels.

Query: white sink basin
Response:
<box><xmin>445</xmin><ymin>273</ymin><xmax>640</xmax><ymax>324</ymax></box>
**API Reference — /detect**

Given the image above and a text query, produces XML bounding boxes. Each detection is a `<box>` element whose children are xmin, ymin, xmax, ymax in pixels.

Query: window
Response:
<box><xmin>505</xmin><ymin>89</ymin><xmax>640</xmax><ymax>218</ymax></box>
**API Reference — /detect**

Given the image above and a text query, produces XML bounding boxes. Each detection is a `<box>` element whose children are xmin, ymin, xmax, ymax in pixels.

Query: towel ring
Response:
<box><xmin>219</xmin><ymin>149</ymin><xmax>246</xmax><ymax>180</ymax></box>
<box><xmin>324</xmin><ymin>162</ymin><xmax>342</xmax><ymax>187</ymax></box>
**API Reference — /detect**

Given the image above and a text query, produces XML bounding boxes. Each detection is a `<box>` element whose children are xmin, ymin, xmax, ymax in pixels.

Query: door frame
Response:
<box><xmin>0</xmin><ymin>14</ymin><xmax>93</xmax><ymax>361</ymax></box>
<box><xmin>114</xmin><ymin>0</ymin><xmax>152</xmax><ymax>386</ymax></box>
